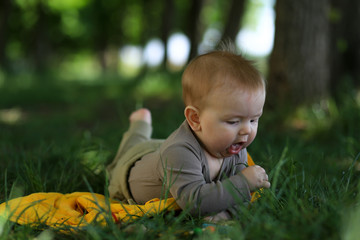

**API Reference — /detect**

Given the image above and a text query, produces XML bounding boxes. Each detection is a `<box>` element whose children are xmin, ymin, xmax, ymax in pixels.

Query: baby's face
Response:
<box><xmin>196</xmin><ymin>86</ymin><xmax>265</xmax><ymax>159</ymax></box>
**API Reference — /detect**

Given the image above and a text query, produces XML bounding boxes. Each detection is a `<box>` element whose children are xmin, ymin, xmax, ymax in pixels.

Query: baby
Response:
<box><xmin>107</xmin><ymin>47</ymin><xmax>271</xmax><ymax>219</ymax></box>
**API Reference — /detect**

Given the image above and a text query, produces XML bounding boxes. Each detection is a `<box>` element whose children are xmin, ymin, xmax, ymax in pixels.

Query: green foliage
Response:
<box><xmin>0</xmin><ymin>74</ymin><xmax>359</xmax><ymax>239</ymax></box>
<box><xmin>122</xmin><ymin>4</ymin><xmax>144</xmax><ymax>43</ymax></box>
<box><xmin>201</xmin><ymin>0</ymin><xmax>230</xmax><ymax>26</ymax></box>
<box><xmin>242</xmin><ymin>0</ymin><xmax>268</xmax><ymax>30</ymax></box>
<box><xmin>47</xmin><ymin>0</ymin><xmax>90</xmax><ymax>11</ymax></box>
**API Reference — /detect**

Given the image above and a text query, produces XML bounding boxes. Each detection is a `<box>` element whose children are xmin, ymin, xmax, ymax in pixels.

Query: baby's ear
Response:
<box><xmin>184</xmin><ymin>106</ymin><xmax>201</xmax><ymax>131</ymax></box>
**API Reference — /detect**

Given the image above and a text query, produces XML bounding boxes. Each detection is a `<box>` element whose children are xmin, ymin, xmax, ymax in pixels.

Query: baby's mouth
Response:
<box><xmin>228</xmin><ymin>142</ymin><xmax>245</xmax><ymax>155</ymax></box>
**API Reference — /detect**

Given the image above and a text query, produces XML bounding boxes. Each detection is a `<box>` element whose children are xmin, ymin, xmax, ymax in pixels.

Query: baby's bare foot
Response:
<box><xmin>129</xmin><ymin>108</ymin><xmax>152</xmax><ymax>125</ymax></box>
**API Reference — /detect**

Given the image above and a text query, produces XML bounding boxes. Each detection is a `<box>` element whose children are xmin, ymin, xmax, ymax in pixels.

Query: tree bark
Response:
<box><xmin>329</xmin><ymin>0</ymin><xmax>360</xmax><ymax>95</ymax></box>
<box><xmin>161</xmin><ymin>0</ymin><xmax>175</xmax><ymax>67</ymax></box>
<box><xmin>219</xmin><ymin>0</ymin><xmax>246</xmax><ymax>44</ymax></box>
<box><xmin>31</xmin><ymin>2</ymin><xmax>51</xmax><ymax>73</ymax></box>
<box><xmin>93</xmin><ymin>0</ymin><xmax>109</xmax><ymax>73</ymax></box>
<box><xmin>186</xmin><ymin>0</ymin><xmax>204</xmax><ymax>62</ymax></box>
<box><xmin>0</xmin><ymin>0</ymin><xmax>12</xmax><ymax>72</ymax></box>
<box><xmin>268</xmin><ymin>0</ymin><xmax>330</xmax><ymax>107</ymax></box>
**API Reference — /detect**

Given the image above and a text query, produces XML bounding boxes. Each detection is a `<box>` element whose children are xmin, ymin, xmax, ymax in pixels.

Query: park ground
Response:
<box><xmin>0</xmin><ymin>73</ymin><xmax>359</xmax><ymax>239</ymax></box>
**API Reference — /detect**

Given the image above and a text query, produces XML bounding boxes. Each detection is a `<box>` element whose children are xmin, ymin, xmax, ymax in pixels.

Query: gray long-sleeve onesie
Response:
<box><xmin>108</xmin><ymin>120</ymin><xmax>251</xmax><ymax>215</ymax></box>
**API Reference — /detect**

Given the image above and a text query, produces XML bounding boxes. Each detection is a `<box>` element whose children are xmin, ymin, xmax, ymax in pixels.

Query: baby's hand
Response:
<box><xmin>241</xmin><ymin>165</ymin><xmax>270</xmax><ymax>191</ymax></box>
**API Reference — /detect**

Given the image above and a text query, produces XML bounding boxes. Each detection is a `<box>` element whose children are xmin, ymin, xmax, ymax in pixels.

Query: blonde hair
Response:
<box><xmin>182</xmin><ymin>48</ymin><xmax>265</xmax><ymax>109</ymax></box>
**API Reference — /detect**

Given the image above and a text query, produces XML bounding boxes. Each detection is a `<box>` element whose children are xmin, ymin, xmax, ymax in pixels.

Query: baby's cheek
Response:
<box><xmin>248</xmin><ymin>131</ymin><xmax>257</xmax><ymax>143</ymax></box>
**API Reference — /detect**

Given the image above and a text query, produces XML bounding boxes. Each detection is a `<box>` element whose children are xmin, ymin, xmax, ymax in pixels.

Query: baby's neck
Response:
<box><xmin>204</xmin><ymin>151</ymin><xmax>223</xmax><ymax>181</ymax></box>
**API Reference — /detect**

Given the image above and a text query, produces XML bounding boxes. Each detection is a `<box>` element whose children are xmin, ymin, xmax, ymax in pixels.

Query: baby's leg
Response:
<box><xmin>107</xmin><ymin>108</ymin><xmax>152</xmax><ymax>172</ymax></box>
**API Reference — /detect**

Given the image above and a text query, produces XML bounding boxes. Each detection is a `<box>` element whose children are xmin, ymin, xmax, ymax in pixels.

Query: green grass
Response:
<box><xmin>0</xmin><ymin>74</ymin><xmax>359</xmax><ymax>239</ymax></box>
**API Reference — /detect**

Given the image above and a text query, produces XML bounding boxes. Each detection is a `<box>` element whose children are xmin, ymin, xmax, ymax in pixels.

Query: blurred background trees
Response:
<box><xmin>268</xmin><ymin>0</ymin><xmax>330</xmax><ymax>106</ymax></box>
<box><xmin>0</xmin><ymin>0</ymin><xmax>359</xmax><ymax>107</ymax></box>
<box><xmin>268</xmin><ymin>0</ymin><xmax>360</xmax><ymax>107</ymax></box>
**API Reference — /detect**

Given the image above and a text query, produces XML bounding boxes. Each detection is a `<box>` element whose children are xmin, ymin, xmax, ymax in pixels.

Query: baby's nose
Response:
<box><xmin>238</xmin><ymin>121</ymin><xmax>251</xmax><ymax>135</ymax></box>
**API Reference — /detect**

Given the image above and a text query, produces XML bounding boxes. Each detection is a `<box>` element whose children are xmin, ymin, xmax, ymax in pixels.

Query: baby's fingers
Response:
<box><xmin>262</xmin><ymin>180</ymin><xmax>271</xmax><ymax>188</ymax></box>
<box><xmin>257</xmin><ymin>166</ymin><xmax>270</xmax><ymax>188</ymax></box>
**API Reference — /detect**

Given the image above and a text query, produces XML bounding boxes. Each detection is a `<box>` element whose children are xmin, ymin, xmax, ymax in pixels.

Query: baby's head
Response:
<box><xmin>182</xmin><ymin>49</ymin><xmax>266</xmax><ymax>158</ymax></box>
<box><xmin>182</xmin><ymin>50</ymin><xmax>265</xmax><ymax>110</ymax></box>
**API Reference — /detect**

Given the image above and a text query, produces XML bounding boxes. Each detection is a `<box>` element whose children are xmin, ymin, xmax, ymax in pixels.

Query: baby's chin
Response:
<box><xmin>223</xmin><ymin>146</ymin><xmax>247</xmax><ymax>158</ymax></box>
<box><xmin>206</xmin><ymin>147</ymin><xmax>242</xmax><ymax>159</ymax></box>
<box><xmin>215</xmin><ymin>150</ymin><xmax>237</xmax><ymax>159</ymax></box>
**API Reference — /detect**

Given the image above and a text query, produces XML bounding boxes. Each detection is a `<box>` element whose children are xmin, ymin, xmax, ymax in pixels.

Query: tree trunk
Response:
<box><xmin>32</xmin><ymin>2</ymin><xmax>51</xmax><ymax>73</ymax></box>
<box><xmin>219</xmin><ymin>0</ymin><xmax>246</xmax><ymax>44</ymax></box>
<box><xmin>161</xmin><ymin>0</ymin><xmax>174</xmax><ymax>68</ymax></box>
<box><xmin>329</xmin><ymin>0</ymin><xmax>360</xmax><ymax>95</ymax></box>
<box><xmin>91</xmin><ymin>0</ymin><xmax>110</xmax><ymax>73</ymax></box>
<box><xmin>0</xmin><ymin>0</ymin><xmax>12</xmax><ymax>72</ymax></box>
<box><xmin>187</xmin><ymin>0</ymin><xmax>204</xmax><ymax>62</ymax></box>
<box><xmin>95</xmin><ymin>15</ymin><xmax>108</xmax><ymax>73</ymax></box>
<box><xmin>267</xmin><ymin>0</ymin><xmax>330</xmax><ymax>107</ymax></box>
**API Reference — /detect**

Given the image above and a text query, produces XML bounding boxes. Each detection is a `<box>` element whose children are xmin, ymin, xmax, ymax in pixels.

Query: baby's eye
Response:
<box><xmin>226</xmin><ymin>120</ymin><xmax>239</xmax><ymax>125</ymax></box>
<box><xmin>250</xmin><ymin>119</ymin><xmax>259</xmax><ymax>123</ymax></box>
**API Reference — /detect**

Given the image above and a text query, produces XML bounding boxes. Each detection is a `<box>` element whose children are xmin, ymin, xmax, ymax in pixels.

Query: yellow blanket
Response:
<box><xmin>0</xmin><ymin>154</ymin><xmax>259</xmax><ymax>229</ymax></box>
<box><xmin>0</xmin><ymin>192</ymin><xmax>179</xmax><ymax>229</ymax></box>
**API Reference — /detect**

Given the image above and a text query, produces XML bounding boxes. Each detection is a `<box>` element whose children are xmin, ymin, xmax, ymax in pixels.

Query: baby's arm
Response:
<box><xmin>241</xmin><ymin>165</ymin><xmax>271</xmax><ymax>191</ymax></box>
<box><xmin>160</xmin><ymin>146</ymin><xmax>252</xmax><ymax>215</ymax></box>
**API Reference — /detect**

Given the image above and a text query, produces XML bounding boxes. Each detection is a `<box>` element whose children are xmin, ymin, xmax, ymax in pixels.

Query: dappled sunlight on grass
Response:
<box><xmin>0</xmin><ymin>108</ymin><xmax>25</xmax><ymax>125</ymax></box>
<box><xmin>286</xmin><ymin>99</ymin><xmax>338</xmax><ymax>132</ymax></box>
<box><xmin>284</xmin><ymin>90</ymin><xmax>360</xmax><ymax>141</ymax></box>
